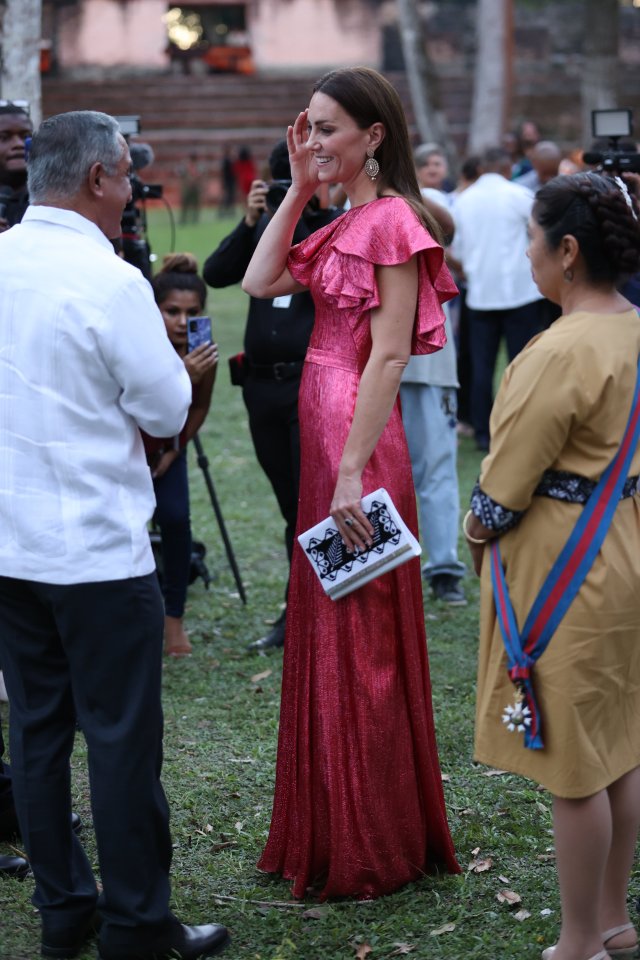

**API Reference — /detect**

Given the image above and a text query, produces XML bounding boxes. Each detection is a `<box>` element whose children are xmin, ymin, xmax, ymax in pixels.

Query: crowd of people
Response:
<box><xmin>0</xmin><ymin>72</ymin><xmax>638</xmax><ymax>960</ymax></box>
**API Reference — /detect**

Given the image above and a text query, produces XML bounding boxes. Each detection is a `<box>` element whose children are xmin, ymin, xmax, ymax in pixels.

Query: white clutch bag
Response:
<box><xmin>297</xmin><ymin>488</ymin><xmax>421</xmax><ymax>601</ymax></box>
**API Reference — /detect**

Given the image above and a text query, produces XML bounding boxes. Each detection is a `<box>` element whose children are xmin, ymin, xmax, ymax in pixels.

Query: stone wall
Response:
<box><xmin>402</xmin><ymin>1</ymin><xmax>640</xmax><ymax>149</ymax></box>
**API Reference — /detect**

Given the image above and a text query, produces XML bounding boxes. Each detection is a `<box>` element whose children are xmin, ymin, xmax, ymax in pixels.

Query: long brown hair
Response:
<box><xmin>313</xmin><ymin>66</ymin><xmax>443</xmax><ymax>243</ymax></box>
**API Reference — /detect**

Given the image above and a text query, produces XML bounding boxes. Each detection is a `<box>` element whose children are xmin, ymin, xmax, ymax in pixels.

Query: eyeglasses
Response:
<box><xmin>0</xmin><ymin>99</ymin><xmax>30</xmax><ymax>112</ymax></box>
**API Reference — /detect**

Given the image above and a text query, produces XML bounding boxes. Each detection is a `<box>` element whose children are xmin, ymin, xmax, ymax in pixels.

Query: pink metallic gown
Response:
<box><xmin>258</xmin><ymin>197</ymin><xmax>460</xmax><ymax>899</ymax></box>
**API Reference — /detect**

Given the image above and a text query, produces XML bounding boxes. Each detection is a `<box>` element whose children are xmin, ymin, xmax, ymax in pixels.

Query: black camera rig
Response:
<box><xmin>115</xmin><ymin>116</ymin><xmax>164</xmax><ymax>280</ymax></box>
<box><xmin>583</xmin><ymin>108</ymin><xmax>640</xmax><ymax>175</ymax></box>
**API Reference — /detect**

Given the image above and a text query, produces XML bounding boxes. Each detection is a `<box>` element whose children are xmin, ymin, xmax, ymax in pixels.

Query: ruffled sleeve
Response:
<box><xmin>288</xmin><ymin>197</ymin><xmax>457</xmax><ymax>355</ymax></box>
<box><xmin>287</xmin><ymin>215</ymin><xmax>339</xmax><ymax>288</ymax></box>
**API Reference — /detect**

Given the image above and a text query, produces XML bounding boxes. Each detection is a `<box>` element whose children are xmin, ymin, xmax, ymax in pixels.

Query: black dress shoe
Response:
<box><xmin>247</xmin><ymin>610</ymin><xmax>286</xmax><ymax>651</ymax></box>
<box><xmin>41</xmin><ymin>910</ymin><xmax>101</xmax><ymax>959</ymax></box>
<box><xmin>98</xmin><ymin>922</ymin><xmax>230</xmax><ymax>960</ymax></box>
<box><xmin>0</xmin><ymin>803</ymin><xmax>19</xmax><ymax>841</ymax></box>
<box><xmin>0</xmin><ymin>853</ymin><xmax>29</xmax><ymax>879</ymax></box>
<box><xmin>0</xmin><ymin>806</ymin><xmax>82</xmax><ymax>842</ymax></box>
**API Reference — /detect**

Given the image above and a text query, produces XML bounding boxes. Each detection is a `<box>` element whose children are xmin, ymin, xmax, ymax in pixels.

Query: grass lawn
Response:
<box><xmin>0</xmin><ymin>204</ymin><xmax>637</xmax><ymax>960</ymax></box>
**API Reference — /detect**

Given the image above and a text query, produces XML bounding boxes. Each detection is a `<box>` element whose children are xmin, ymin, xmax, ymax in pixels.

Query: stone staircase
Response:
<box><xmin>41</xmin><ymin>70</ymin><xmax>471</xmax><ymax>205</ymax></box>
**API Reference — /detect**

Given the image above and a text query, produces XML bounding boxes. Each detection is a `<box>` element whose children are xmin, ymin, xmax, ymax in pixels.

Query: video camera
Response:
<box><xmin>265</xmin><ymin>178</ymin><xmax>320</xmax><ymax>215</ymax></box>
<box><xmin>115</xmin><ymin>115</ymin><xmax>163</xmax><ymax>279</ymax></box>
<box><xmin>583</xmin><ymin>109</ymin><xmax>640</xmax><ymax>175</ymax></box>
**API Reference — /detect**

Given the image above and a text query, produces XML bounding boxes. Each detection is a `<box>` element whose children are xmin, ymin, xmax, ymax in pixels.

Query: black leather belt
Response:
<box><xmin>248</xmin><ymin>360</ymin><xmax>304</xmax><ymax>381</ymax></box>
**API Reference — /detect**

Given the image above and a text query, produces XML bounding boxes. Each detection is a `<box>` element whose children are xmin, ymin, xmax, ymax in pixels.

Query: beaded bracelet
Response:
<box><xmin>462</xmin><ymin>509</ymin><xmax>490</xmax><ymax>545</ymax></box>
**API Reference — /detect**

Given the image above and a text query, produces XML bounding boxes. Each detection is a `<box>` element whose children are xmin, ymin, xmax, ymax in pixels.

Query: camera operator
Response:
<box><xmin>0</xmin><ymin>100</ymin><xmax>32</xmax><ymax>231</ymax></box>
<box><xmin>0</xmin><ymin>98</ymin><xmax>35</xmax><ymax>880</ymax></box>
<box><xmin>203</xmin><ymin>140</ymin><xmax>343</xmax><ymax>650</ymax></box>
<box><xmin>584</xmin><ymin>115</ymin><xmax>640</xmax><ymax>305</ymax></box>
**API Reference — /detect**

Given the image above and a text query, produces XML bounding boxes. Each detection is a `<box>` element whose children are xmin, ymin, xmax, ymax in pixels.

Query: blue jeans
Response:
<box><xmin>400</xmin><ymin>383</ymin><xmax>465</xmax><ymax>581</ymax></box>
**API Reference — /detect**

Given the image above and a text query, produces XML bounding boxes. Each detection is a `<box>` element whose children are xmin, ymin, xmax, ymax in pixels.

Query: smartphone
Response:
<box><xmin>187</xmin><ymin>315</ymin><xmax>212</xmax><ymax>352</ymax></box>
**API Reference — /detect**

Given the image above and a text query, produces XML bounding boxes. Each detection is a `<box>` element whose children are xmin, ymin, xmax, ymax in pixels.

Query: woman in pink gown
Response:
<box><xmin>244</xmin><ymin>67</ymin><xmax>460</xmax><ymax>899</ymax></box>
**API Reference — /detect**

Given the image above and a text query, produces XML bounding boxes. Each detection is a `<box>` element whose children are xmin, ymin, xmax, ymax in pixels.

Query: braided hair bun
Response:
<box><xmin>151</xmin><ymin>252</ymin><xmax>207</xmax><ymax>309</ymax></box>
<box><xmin>533</xmin><ymin>171</ymin><xmax>640</xmax><ymax>285</ymax></box>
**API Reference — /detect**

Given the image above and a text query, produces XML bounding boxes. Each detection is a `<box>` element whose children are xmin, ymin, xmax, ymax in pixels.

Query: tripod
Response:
<box><xmin>192</xmin><ymin>434</ymin><xmax>247</xmax><ymax>604</ymax></box>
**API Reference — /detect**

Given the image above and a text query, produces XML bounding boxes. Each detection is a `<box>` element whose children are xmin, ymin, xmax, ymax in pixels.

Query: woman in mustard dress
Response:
<box><xmin>465</xmin><ymin>173</ymin><xmax>640</xmax><ymax>960</ymax></box>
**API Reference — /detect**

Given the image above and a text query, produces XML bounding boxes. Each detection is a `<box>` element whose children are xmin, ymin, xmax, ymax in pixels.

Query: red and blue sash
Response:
<box><xmin>490</xmin><ymin>355</ymin><xmax>640</xmax><ymax>750</ymax></box>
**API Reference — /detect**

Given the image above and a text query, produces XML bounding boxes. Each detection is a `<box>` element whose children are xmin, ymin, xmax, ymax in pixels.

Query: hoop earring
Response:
<box><xmin>364</xmin><ymin>147</ymin><xmax>379</xmax><ymax>181</ymax></box>
<box><xmin>563</xmin><ymin>268</ymin><xmax>574</xmax><ymax>282</ymax></box>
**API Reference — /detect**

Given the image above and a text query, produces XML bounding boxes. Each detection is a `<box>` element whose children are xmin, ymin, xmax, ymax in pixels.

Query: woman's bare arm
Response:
<box><xmin>243</xmin><ymin>111</ymin><xmax>318</xmax><ymax>299</ymax></box>
<box><xmin>331</xmin><ymin>256</ymin><xmax>418</xmax><ymax>550</ymax></box>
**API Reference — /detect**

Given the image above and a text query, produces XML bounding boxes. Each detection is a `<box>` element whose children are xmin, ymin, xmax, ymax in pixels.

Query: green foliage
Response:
<box><xmin>1</xmin><ymin>206</ymin><xmax>637</xmax><ymax>959</ymax></box>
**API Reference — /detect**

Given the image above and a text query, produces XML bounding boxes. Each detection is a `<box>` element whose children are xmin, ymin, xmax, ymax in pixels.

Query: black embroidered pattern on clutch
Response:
<box><xmin>305</xmin><ymin>500</ymin><xmax>400</xmax><ymax>582</ymax></box>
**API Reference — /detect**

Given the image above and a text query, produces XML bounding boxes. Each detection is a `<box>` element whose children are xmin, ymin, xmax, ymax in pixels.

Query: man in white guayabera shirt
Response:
<box><xmin>0</xmin><ymin>112</ymin><xmax>229</xmax><ymax>960</ymax></box>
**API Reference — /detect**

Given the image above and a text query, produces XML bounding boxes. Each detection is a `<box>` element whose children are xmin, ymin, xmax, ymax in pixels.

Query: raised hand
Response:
<box><xmin>184</xmin><ymin>342</ymin><xmax>218</xmax><ymax>385</ymax></box>
<box><xmin>286</xmin><ymin>109</ymin><xmax>320</xmax><ymax>199</ymax></box>
<box><xmin>244</xmin><ymin>179</ymin><xmax>268</xmax><ymax>227</ymax></box>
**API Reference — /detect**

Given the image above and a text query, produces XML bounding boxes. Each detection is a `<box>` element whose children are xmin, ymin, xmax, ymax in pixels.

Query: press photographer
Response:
<box><xmin>0</xmin><ymin>99</ymin><xmax>32</xmax><ymax>231</ymax></box>
<box><xmin>203</xmin><ymin>139</ymin><xmax>343</xmax><ymax>650</ymax></box>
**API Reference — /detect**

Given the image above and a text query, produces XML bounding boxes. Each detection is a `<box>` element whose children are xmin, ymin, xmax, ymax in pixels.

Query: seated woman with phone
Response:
<box><xmin>146</xmin><ymin>253</ymin><xmax>217</xmax><ymax>656</ymax></box>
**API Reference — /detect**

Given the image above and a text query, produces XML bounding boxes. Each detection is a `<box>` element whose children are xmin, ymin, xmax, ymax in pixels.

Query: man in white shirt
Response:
<box><xmin>0</xmin><ymin>112</ymin><xmax>229</xmax><ymax>960</ymax></box>
<box><xmin>452</xmin><ymin>146</ymin><xmax>544</xmax><ymax>449</ymax></box>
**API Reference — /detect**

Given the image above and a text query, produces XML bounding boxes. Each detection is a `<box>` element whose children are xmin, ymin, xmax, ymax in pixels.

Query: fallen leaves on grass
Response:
<box><xmin>496</xmin><ymin>889</ymin><xmax>522</xmax><ymax>906</ymax></box>
<box><xmin>209</xmin><ymin>841</ymin><xmax>238</xmax><ymax>853</ymax></box>
<box><xmin>195</xmin><ymin>823</ymin><xmax>214</xmax><ymax>835</ymax></box>
<box><xmin>514</xmin><ymin>909</ymin><xmax>531</xmax><ymax>922</ymax></box>
<box><xmin>302</xmin><ymin>906</ymin><xmax>329</xmax><ymax>920</ymax></box>
<box><xmin>482</xmin><ymin>769</ymin><xmax>508</xmax><ymax>777</ymax></box>
<box><xmin>354</xmin><ymin>944</ymin><xmax>373</xmax><ymax>959</ymax></box>
<box><xmin>430</xmin><ymin>922</ymin><xmax>456</xmax><ymax>936</ymax></box>
<box><xmin>389</xmin><ymin>944</ymin><xmax>414</xmax><ymax>955</ymax></box>
<box><xmin>251</xmin><ymin>669</ymin><xmax>272</xmax><ymax>683</ymax></box>
<box><xmin>468</xmin><ymin>853</ymin><xmax>492</xmax><ymax>873</ymax></box>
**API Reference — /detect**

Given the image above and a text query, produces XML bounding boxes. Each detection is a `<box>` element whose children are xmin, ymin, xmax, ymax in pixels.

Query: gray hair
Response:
<box><xmin>414</xmin><ymin>142</ymin><xmax>445</xmax><ymax>167</ymax></box>
<box><xmin>28</xmin><ymin>110</ymin><xmax>123</xmax><ymax>203</ymax></box>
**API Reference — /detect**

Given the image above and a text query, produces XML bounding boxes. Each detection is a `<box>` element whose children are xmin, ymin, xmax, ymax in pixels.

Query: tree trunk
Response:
<box><xmin>581</xmin><ymin>0</ymin><xmax>618</xmax><ymax>143</ymax></box>
<box><xmin>468</xmin><ymin>0</ymin><xmax>510</xmax><ymax>154</ymax></box>
<box><xmin>0</xmin><ymin>0</ymin><xmax>43</xmax><ymax>126</ymax></box>
<box><xmin>395</xmin><ymin>0</ymin><xmax>456</xmax><ymax>167</ymax></box>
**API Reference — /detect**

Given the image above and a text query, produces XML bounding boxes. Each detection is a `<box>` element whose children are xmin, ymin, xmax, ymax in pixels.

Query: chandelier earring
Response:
<box><xmin>364</xmin><ymin>147</ymin><xmax>380</xmax><ymax>181</ymax></box>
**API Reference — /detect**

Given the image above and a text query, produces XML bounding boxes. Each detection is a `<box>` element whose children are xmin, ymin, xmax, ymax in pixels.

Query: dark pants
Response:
<box><xmin>243</xmin><ymin>374</ymin><xmax>301</xmax><ymax>582</ymax></box>
<box><xmin>455</xmin><ymin>287</ymin><xmax>472</xmax><ymax>426</ymax></box>
<box><xmin>153</xmin><ymin>449</ymin><xmax>191</xmax><ymax>618</ymax></box>
<box><xmin>468</xmin><ymin>300</ymin><xmax>543</xmax><ymax>446</ymax></box>
<box><xmin>0</xmin><ymin>719</ymin><xmax>13</xmax><ymax>812</ymax></box>
<box><xmin>0</xmin><ymin>574</ymin><xmax>175</xmax><ymax>949</ymax></box>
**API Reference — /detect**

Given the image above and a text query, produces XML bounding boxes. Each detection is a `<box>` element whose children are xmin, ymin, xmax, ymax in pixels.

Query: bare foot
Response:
<box><xmin>164</xmin><ymin>616</ymin><xmax>192</xmax><ymax>657</ymax></box>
